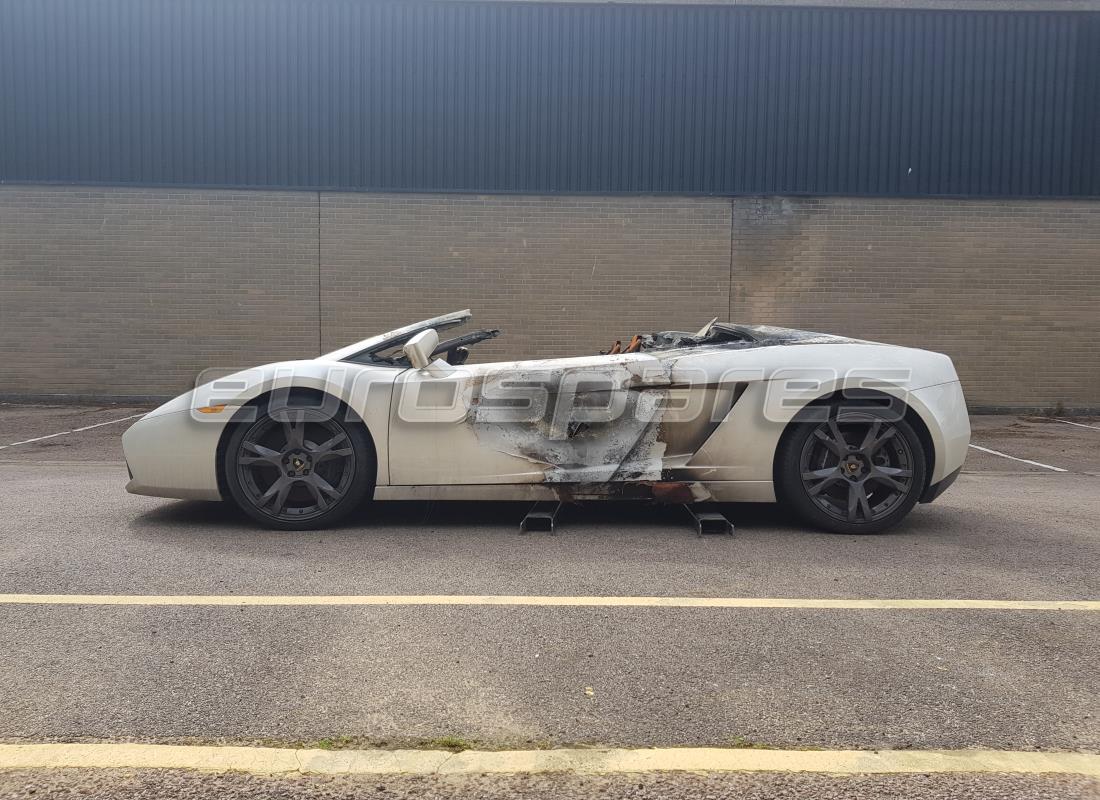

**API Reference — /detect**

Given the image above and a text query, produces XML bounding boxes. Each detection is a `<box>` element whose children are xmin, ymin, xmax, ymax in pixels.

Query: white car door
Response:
<box><xmin>386</xmin><ymin>352</ymin><xmax>675</xmax><ymax>486</ymax></box>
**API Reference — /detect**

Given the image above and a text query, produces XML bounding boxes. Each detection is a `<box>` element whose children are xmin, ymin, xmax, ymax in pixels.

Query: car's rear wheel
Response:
<box><xmin>776</xmin><ymin>404</ymin><xmax>927</xmax><ymax>534</ymax></box>
<box><xmin>224</xmin><ymin>398</ymin><xmax>374</xmax><ymax>530</ymax></box>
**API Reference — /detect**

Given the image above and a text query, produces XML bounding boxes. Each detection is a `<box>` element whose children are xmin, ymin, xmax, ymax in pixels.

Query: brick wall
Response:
<box><xmin>0</xmin><ymin>187</ymin><xmax>318</xmax><ymax>397</ymax></box>
<box><xmin>1</xmin><ymin>186</ymin><xmax>1097</xmax><ymax>408</ymax></box>
<box><xmin>730</xmin><ymin>197</ymin><xmax>1100</xmax><ymax>410</ymax></box>
<box><xmin>320</xmin><ymin>194</ymin><xmax>732</xmax><ymax>363</ymax></box>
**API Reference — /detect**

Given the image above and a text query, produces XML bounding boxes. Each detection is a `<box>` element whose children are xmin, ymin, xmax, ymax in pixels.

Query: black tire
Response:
<box><xmin>223</xmin><ymin>395</ymin><xmax>375</xmax><ymax>531</ymax></box>
<box><xmin>776</xmin><ymin>403</ymin><xmax>927</xmax><ymax>535</ymax></box>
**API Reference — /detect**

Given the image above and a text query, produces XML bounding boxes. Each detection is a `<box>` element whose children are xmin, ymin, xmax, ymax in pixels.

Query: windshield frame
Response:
<box><xmin>321</xmin><ymin>310</ymin><xmax>473</xmax><ymax>365</ymax></box>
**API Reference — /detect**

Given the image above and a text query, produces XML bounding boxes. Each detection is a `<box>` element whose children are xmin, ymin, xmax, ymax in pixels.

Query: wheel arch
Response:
<box><xmin>214</xmin><ymin>387</ymin><xmax>379</xmax><ymax>502</ymax></box>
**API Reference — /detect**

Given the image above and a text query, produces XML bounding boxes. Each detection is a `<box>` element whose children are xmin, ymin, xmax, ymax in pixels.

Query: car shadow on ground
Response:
<box><xmin>127</xmin><ymin>496</ymin><xmax>933</xmax><ymax>539</ymax></box>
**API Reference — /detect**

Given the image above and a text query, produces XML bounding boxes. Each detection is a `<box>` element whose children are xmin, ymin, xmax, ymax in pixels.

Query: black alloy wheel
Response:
<box><xmin>224</xmin><ymin>400</ymin><xmax>374</xmax><ymax>530</ymax></box>
<box><xmin>777</xmin><ymin>405</ymin><xmax>927</xmax><ymax>534</ymax></box>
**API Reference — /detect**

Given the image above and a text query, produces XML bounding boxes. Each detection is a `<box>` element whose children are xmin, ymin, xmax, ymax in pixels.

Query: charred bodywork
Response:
<box><xmin>123</xmin><ymin>310</ymin><xmax>971</xmax><ymax>533</ymax></box>
<box><xmin>639</xmin><ymin>322</ymin><xmax>859</xmax><ymax>352</ymax></box>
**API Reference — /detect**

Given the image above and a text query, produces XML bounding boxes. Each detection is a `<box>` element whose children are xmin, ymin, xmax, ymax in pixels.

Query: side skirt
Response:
<box><xmin>373</xmin><ymin>481</ymin><xmax>775</xmax><ymax>503</ymax></box>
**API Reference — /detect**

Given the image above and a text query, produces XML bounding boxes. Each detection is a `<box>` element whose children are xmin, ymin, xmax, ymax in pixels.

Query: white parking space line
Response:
<box><xmin>0</xmin><ymin>594</ymin><xmax>1097</xmax><ymax>610</ymax></box>
<box><xmin>0</xmin><ymin>414</ymin><xmax>143</xmax><ymax>450</ymax></box>
<box><xmin>968</xmin><ymin>444</ymin><xmax>1067</xmax><ymax>472</ymax></box>
<box><xmin>71</xmin><ymin>414</ymin><xmax>145</xmax><ymax>432</ymax></box>
<box><xmin>0</xmin><ymin>431</ymin><xmax>71</xmax><ymax>448</ymax></box>
<box><xmin>1055</xmin><ymin>418</ymin><xmax>1100</xmax><ymax>431</ymax></box>
<box><xmin>0</xmin><ymin>743</ymin><xmax>1096</xmax><ymax>778</ymax></box>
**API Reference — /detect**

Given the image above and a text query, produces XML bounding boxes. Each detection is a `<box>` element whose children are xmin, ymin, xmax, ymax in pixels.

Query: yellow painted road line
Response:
<box><xmin>0</xmin><ymin>743</ymin><xmax>1097</xmax><ymax>777</ymax></box>
<box><xmin>0</xmin><ymin>594</ymin><xmax>1097</xmax><ymax>610</ymax></box>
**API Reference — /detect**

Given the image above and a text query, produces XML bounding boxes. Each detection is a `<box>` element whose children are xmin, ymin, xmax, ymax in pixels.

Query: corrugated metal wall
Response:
<box><xmin>1</xmin><ymin>0</ymin><xmax>1097</xmax><ymax>197</ymax></box>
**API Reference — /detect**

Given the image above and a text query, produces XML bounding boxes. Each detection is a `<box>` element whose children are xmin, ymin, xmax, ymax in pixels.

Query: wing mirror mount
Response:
<box><xmin>403</xmin><ymin>328</ymin><xmax>439</xmax><ymax>370</ymax></box>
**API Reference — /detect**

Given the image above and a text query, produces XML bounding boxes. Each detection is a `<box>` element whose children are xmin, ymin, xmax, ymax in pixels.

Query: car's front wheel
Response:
<box><xmin>776</xmin><ymin>404</ymin><xmax>927</xmax><ymax>534</ymax></box>
<box><xmin>223</xmin><ymin>398</ymin><xmax>374</xmax><ymax>530</ymax></box>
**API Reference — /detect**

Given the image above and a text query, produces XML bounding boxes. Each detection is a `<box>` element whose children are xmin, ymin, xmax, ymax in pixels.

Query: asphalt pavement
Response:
<box><xmin>1</xmin><ymin>768</ymin><xmax>1096</xmax><ymax>800</ymax></box>
<box><xmin>0</xmin><ymin>404</ymin><xmax>1098</xmax><ymax>799</ymax></box>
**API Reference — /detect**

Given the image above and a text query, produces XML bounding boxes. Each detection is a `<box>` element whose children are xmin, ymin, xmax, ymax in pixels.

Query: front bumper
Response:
<box><xmin>122</xmin><ymin>409</ymin><xmax>226</xmax><ymax>501</ymax></box>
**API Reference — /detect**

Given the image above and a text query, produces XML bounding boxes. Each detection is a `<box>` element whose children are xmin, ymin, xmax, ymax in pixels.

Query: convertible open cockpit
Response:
<box><xmin>123</xmin><ymin>309</ymin><xmax>969</xmax><ymax>534</ymax></box>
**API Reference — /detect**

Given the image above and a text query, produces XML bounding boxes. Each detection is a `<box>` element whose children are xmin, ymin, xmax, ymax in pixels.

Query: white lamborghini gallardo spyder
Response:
<box><xmin>123</xmin><ymin>310</ymin><xmax>970</xmax><ymax>533</ymax></box>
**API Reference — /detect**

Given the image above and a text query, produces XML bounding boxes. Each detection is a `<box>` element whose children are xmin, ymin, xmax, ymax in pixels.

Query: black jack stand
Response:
<box><xmin>683</xmin><ymin>504</ymin><xmax>734</xmax><ymax>536</ymax></box>
<box><xmin>520</xmin><ymin>501</ymin><xmax>562</xmax><ymax>534</ymax></box>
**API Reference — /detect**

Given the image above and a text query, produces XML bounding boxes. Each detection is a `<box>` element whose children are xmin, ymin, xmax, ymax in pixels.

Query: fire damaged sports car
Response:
<box><xmin>123</xmin><ymin>310</ymin><xmax>970</xmax><ymax>534</ymax></box>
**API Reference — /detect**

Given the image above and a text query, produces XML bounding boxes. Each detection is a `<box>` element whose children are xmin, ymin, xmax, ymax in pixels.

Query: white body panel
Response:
<box><xmin>123</xmin><ymin>318</ymin><xmax>970</xmax><ymax>506</ymax></box>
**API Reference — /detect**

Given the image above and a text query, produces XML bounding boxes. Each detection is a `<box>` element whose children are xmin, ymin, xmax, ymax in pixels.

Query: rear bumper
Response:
<box><xmin>911</xmin><ymin>381</ymin><xmax>970</xmax><ymax>485</ymax></box>
<box><xmin>920</xmin><ymin>466</ymin><xmax>961</xmax><ymax>504</ymax></box>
